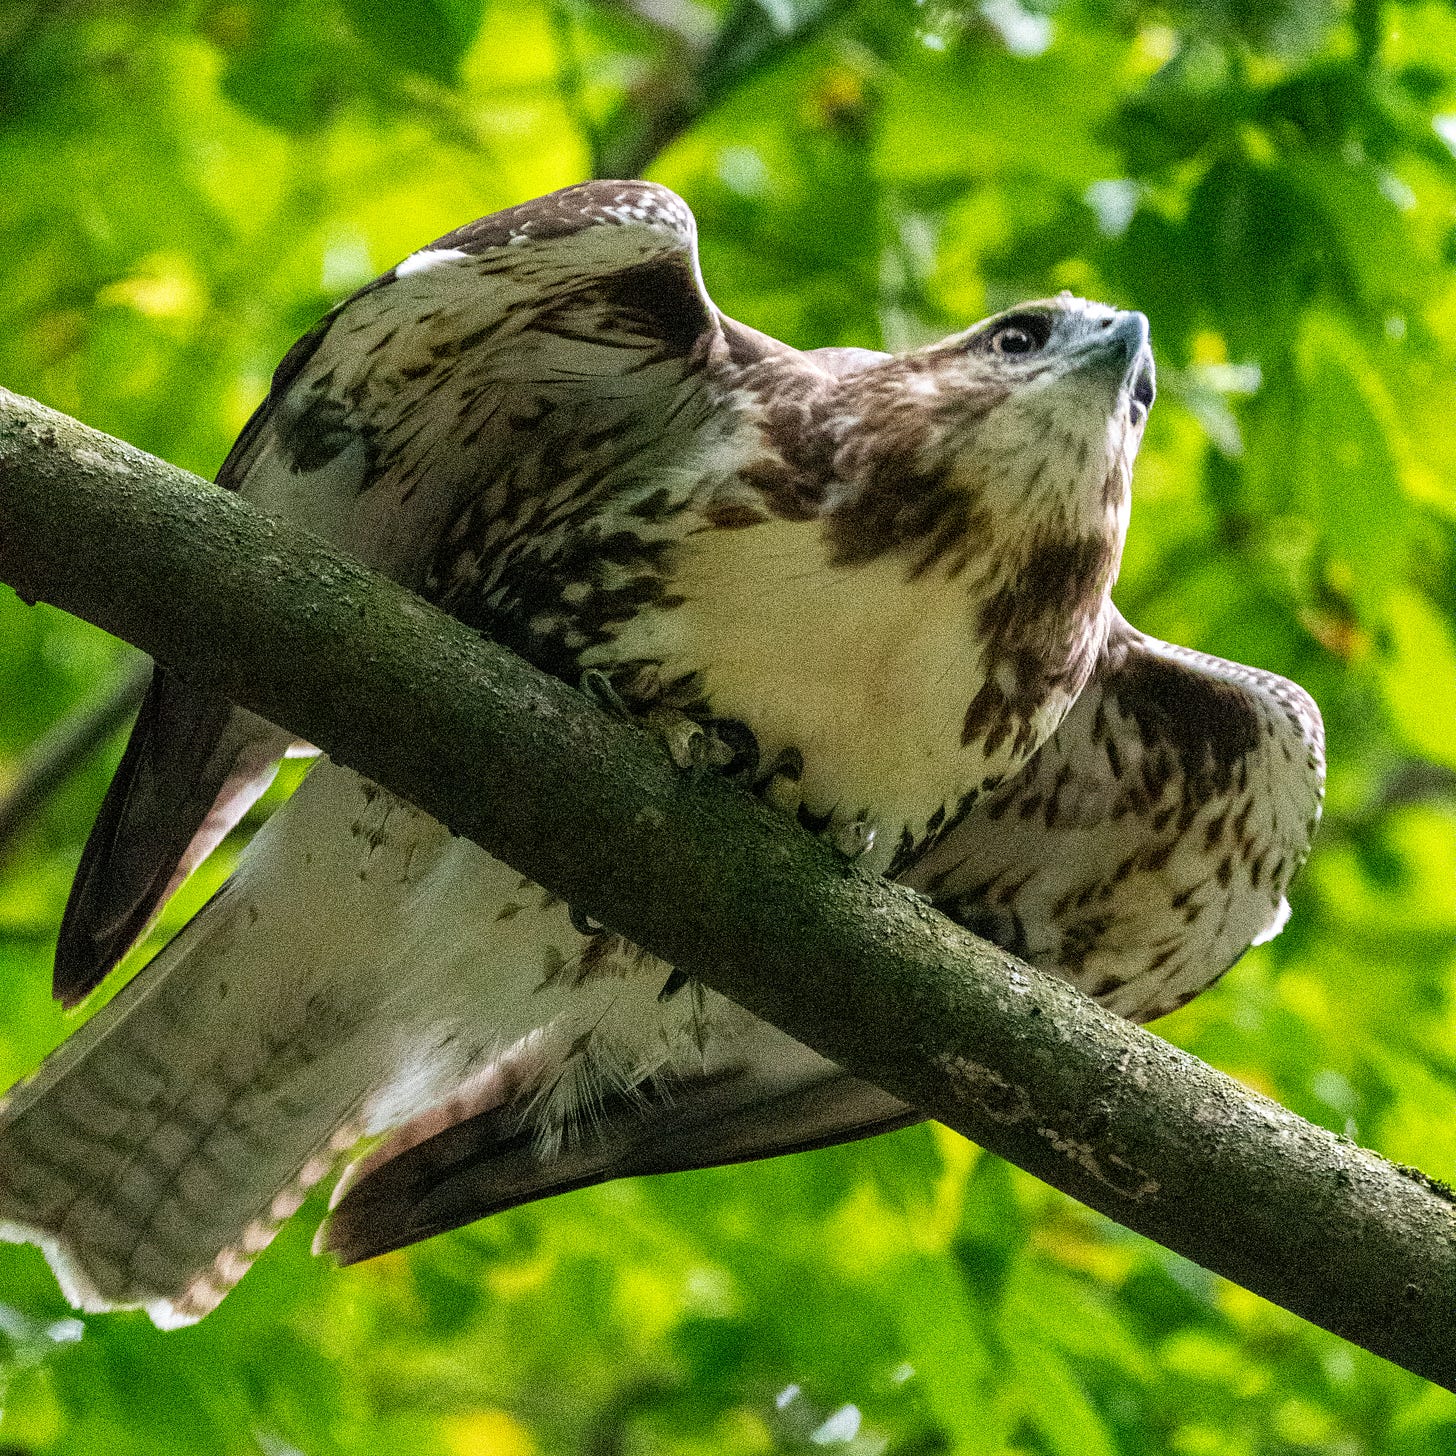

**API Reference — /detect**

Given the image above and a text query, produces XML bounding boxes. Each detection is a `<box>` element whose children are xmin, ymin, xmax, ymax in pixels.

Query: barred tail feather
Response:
<box><xmin>0</xmin><ymin>905</ymin><xmax>369</xmax><ymax>1325</ymax></box>
<box><xmin>0</xmin><ymin>762</ymin><xmax>457</xmax><ymax>1327</ymax></box>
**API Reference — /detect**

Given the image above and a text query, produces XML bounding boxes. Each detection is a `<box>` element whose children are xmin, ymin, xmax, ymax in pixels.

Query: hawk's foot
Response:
<box><xmin>644</xmin><ymin>707</ymin><xmax>716</xmax><ymax>773</ymax></box>
<box><xmin>568</xmin><ymin>904</ymin><xmax>606</xmax><ymax>937</ymax></box>
<box><xmin>744</xmin><ymin>744</ymin><xmax>878</xmax><ymax>864</ymax></box>
<box><xmin>579</xmin><ymin>668</ymin><xmax>634</xmax><ymax>722</ymax></box>
<box><xmin>658</xmin><ymin>967</ymin><xmax>691</xmax><ymax>1001</ymax></box>
<box><xmin>580</xmin><ymin>674</ymin><xmax>759</xmax><ymax>779</ymax></box>
<box><xmin>697</xmin><ymin>717</ymin><xmax>760</xmax><ymax>780</ymax></box>
<box><xmin>648</xmin><ymin>711</ymin><xmax>759</xmax><ymax>779</ymax></box>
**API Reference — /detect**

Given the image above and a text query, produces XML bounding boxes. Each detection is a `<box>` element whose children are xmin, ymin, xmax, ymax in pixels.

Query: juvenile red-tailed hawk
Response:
<box><xmin>0</xmin><ymin>182</ymin><xmax>1324</xmax><ymax>1326</ymax></box>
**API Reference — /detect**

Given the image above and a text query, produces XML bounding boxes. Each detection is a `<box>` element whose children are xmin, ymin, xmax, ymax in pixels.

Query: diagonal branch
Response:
<box><xmin>0</xmin><ymin>386</ymin><xmax>1453</xmax><ymax>1389</ymax></box>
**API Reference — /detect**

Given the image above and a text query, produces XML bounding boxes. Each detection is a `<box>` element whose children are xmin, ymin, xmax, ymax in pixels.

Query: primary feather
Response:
<box><xmin>0</xmin><ymin>181</ymin><xmax>1323</xmax><ymax>1322</ymax></box>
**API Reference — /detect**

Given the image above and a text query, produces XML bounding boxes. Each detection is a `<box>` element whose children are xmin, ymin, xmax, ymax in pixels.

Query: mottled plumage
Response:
<box><xmin>0</xmin><ymin>182</ymin><xmax>1322</xmax><ymax>1325</ymax></box>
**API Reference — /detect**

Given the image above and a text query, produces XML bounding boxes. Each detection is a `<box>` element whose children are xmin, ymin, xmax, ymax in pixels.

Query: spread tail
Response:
<box><xmin>2</xmin><ymin>763</ymin><xmax>455</xmax><ymax>1326</ymax></box>
<box><xmin>0</xmin><ymin>890</ymin><xmax>372</xmax><ymax>1325</ymax></box>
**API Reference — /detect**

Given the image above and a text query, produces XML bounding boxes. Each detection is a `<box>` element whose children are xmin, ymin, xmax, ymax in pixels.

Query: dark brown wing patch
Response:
<box><xmin>1110</xmin><ymin>646</ymin><xmax>1264</xmax><ymax>795</ymax></box>
<box><xmin>591</xmin><ymin>257</ymin><xmax>713</xmax><ymax>357</ymax></box>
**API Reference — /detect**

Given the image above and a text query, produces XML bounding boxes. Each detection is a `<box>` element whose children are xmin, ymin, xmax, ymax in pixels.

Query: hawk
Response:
<box><xmin>0</xmin><ymin>182</ymin><xmax>1324</xmax><ymax>1327</ymax></box>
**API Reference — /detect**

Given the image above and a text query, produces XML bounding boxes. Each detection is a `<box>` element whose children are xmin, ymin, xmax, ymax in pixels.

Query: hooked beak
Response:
<box><xmin>1108</xmin><ymin>311</ymin><xmax>1155</xmax><ymax>427</ymax></box>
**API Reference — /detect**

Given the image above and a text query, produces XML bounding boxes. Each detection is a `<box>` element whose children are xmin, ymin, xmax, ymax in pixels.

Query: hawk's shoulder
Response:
<box><xmin>217</xmin><ymin>181</ymin><xmax>727</xmax><ymax>502</ymax></box>
<box><xmin>429</xmin><ymin>179</ymin><xmax>697</xmax><ymax>258</ymax></box>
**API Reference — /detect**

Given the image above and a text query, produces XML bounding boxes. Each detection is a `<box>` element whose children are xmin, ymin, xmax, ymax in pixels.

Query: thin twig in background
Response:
<box><xmin>1319</xmin><ymin>758</ymin><xmax>1456</xmax><ymax>843</ymax></box>
<box><xmin>0</xmin><ymin>653</ymin><xmax>149</xmax><ymax>865</ymax></box>
<box><xmin>598</xmin><ymin>0</ymin><xmax>716</xmax><ymax>48</ymax></box>
<box><xmin>595</xmin><ymin>0</ymin><xmax>861</xmax><ymax>179</ymax></box>
<box><xmin>1367</xmin><ymin>759</ymin><xmax>1456</xmax><ymax>815</ymax></box>
<box><xmin>550</xmin><ymin>0</ymin><xmax>608</xmax><ymax>180</ymax></box>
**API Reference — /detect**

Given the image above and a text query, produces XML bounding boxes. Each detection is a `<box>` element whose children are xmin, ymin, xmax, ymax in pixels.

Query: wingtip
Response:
<box><xmin>51</xmin><ymin>937</ymin><xmax>107</xmax><ymax>1010</ymax></box>
<box><xmin>319</xmin><ymin>1119</ymin><xmax>479</xmax><ymax>1267</ymax></box>
<box><xmin>51</xmin><ymin>904</ymin><xmax>129</xmax><ymax>1008</ymax></box>
<box><xmin>315</xmin><ymin>1175</ymin><xmax>422</xmax><ymax>1268</ymax></box>
<box><xmin>51</xmin><ymin>956</ymin><xmax>107</xmax><ymax>1011</ymax></box>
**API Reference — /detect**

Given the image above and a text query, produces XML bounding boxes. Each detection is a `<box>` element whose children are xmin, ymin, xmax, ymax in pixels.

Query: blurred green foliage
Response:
<box><xmin>1</xmin><ymin>0</ymin><xmax>1455</xmax><ymax>1450</ymax></box>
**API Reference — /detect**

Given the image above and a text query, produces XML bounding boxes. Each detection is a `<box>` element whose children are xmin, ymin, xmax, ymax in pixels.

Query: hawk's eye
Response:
<box><xmin>982</xmin><ymin>313</ymin><xmax>1052</xmax><ymax>357</ymax></box>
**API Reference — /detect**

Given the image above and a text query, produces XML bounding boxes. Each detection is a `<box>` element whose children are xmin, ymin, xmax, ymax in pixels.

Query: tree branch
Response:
<box><xmin>0</xmin><ymin>386</ymin><xmax>1453</xmax><ymax>1389</ymax></box>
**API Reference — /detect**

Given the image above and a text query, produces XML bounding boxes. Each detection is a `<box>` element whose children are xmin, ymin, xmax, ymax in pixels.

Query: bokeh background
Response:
<box><xmin>2</xmin><ymin>0</ymin><xmax>1456</xmax><ymax>1451</ymax></box>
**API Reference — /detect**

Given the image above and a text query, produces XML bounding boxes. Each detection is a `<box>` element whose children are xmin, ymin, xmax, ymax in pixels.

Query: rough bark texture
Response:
<box><xmin>1</xmin><ymin>385</ymin><xmax>1453</xmax><ymax>1388</ymax></box>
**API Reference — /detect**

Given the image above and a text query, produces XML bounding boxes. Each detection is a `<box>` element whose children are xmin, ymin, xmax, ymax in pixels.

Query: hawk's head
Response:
<box><xmin>823</xmin><ymin>293</ymin><xmax>1153</xmax><ymax>601</ymax></box>
<box><xmin>930</xmin><ymin>292</ymin><xmax>1154</xmax><ymax>546</ymax></box>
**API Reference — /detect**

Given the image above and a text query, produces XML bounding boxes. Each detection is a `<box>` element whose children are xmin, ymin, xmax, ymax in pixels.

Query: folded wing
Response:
<box><xmin>322</xmin><ymin>1017</ymin><xmax>917</xmax><ymax>1265</ymax></box>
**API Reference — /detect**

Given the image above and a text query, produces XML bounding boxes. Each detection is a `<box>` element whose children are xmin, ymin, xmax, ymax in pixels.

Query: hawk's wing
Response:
<box><xmin>53</xmin><ymin>682</ymin><xmax>296</xmax><ymax>1005</ymax></box>
<box><xmin>901</xmin><ymin>609</ymin><xmax>1326</xmax><ymax>1022</ymax></box>
<box><xmin>55</xmin><ymin>181</ymin><xmax>746</xmax><ymax>1004</ymax></box>
<box><xmin>322</xmin><ymin>1017</ymin><xmax>918</xmax><ymax>1266</ymax></box>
